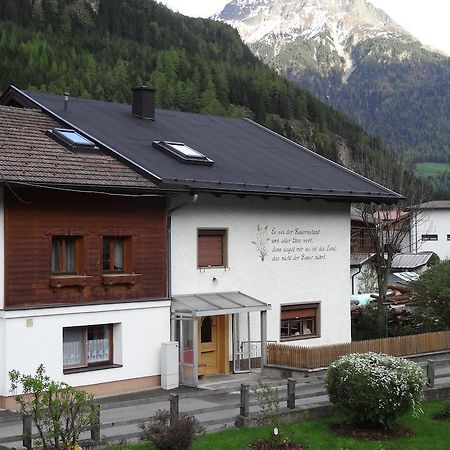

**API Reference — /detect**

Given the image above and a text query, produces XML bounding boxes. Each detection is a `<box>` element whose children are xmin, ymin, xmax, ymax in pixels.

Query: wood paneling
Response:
<box><xmin>4</xmin><ymin>189</ymin><xmax>167</xmax><ymax>308</ymax></box>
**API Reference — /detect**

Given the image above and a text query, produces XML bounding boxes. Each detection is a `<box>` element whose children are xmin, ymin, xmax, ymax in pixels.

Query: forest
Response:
<box><xmin>0</xmin><ymin>0</ymin><xmax>446</xmax><ymax>198</ymax></box>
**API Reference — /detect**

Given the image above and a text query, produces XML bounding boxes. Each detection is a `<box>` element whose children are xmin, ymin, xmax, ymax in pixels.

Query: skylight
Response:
<box><xmin>153</xmin><ymin>141</ymin><xmax>214</xmax><ymax>165</ymax></box>
<box><xmin>48</xmin><ymin>128</ymin><xmax>96</xmax><ymax>151</ymax></box>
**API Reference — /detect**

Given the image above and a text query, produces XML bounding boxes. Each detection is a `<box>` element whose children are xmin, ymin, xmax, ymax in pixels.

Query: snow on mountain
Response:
<box><xmin>215</xmin><ymin>0</ymin><xmax>416</xmax><ymax>78</ymax></box>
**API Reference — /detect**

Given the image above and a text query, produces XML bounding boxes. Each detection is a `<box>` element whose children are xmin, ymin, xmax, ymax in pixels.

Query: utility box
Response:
<box><xmin>161</xmin><ymin>341</ymin><xmax>179</xmax><ymax>390</ymax></box>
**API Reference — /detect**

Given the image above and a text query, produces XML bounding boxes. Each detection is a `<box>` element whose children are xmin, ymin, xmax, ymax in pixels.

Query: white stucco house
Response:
<box><xmin>409</xmin><ymin>201</ymin><xmax>450</xmax><ymax>261</ymax></box>
<box><xmin>0</xmin><ymin>85</ymin><xmax>401</xmax><ymax>394</ymax></box>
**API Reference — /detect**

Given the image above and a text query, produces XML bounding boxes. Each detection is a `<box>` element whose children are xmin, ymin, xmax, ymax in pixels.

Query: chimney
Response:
<box><xmin>64</xmin><ymin>92</ymin><xmax>70</xmax><ymax>111</ymax></box>
<box><xmin>132</xmin><ymin>86</ymin><xmax>156</xmax><ymax>120</ymax></box>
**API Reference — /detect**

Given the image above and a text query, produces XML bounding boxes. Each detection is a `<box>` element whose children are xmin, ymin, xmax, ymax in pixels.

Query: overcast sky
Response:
<box><xmin>159</xmin><ymin>0</ymin><xmax>450</xmax><ymax>55</ymax></box>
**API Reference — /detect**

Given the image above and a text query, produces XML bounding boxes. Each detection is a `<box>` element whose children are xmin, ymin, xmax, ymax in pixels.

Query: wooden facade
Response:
<box><xmin>4</xmin><ymin>189</ymin><xmax>167</xmax><ymax>308</ymax></box>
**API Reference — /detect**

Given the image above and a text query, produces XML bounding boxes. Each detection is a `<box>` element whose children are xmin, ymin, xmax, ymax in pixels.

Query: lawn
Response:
<box><xmin>415</xmin><ymin>162</ymin><xmax>450</xmax><ymax>177</ymax></box>
<box><xmin>104</xmin><ymin>400</ymin><xmax>449</xmax><ymax>450</ymax></box>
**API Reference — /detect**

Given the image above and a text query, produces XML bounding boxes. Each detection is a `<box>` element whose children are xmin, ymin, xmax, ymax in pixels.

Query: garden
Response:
<box><xmin>10</xmin><ymin>352</ymin><xmax>450</xmax><ymax>450</ymax></box>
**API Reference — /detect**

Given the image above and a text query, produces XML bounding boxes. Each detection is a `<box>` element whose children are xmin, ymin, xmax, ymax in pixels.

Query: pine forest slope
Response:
<box><xmin>216</xmin><ymin>0</ymin><xmax>450</xmax><ymax>194</ymax></box>
<box><xmin>0</xmin><ymin>0</ymin><xmax>439</xmax><ymax>197</ymax></box>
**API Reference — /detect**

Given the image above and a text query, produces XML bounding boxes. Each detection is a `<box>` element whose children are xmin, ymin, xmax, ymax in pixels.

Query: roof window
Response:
<box><xmin>47</xmin><ymin>128</ymin><xmax>96</xmax><ymax>151</ymax></box>
<box><xmin>153</xmin><ymin>141</ymin><xmax>214</xmax><ymax>165</ymax></box>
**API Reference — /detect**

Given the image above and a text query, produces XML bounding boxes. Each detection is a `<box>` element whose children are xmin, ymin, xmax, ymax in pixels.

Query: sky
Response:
<box><xmin>159</xmin><ymin>0</ymin><xmax>450</xmax><ymax>55</ymax></box>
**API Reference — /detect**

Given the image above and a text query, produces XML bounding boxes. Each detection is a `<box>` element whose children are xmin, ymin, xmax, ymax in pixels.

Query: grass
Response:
<box><xmin>103</xmin><ymin>400</ymin><xmax>450</xmax><ymax>450</ymax></box>
<box><xmin>415</xmin><ymin>162</ymin><xmax>450</xmax><ymax>177</ymax></box>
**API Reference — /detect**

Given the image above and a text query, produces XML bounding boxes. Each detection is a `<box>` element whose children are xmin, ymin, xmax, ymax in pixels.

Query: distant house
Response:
<box><xmin>391</xmin><ymin>252</ymin><xmax>435</xmax><ymax>274</ymax></box>
<box><xmin>0</xmin><ymin>85</ymin><xmax>400</xmax><ymax>394</ymax></box>
<box><xmin>409</xmin><ymin>201</ymin><xmax>450</xmax><ymax>260</ymax></box>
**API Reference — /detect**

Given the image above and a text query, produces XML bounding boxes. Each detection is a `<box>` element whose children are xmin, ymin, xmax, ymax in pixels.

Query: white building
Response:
<box><xmin>0</xmin><ymin>85</ymin><xmax>401</xmax><ymax>395</ymax></box>
<box><xmin>409</xmin><ymin>201</ymin><xmax>450</xmax><ymax>261</ymax></box>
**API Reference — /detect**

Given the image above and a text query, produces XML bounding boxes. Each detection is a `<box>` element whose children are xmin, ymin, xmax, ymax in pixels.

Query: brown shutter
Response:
<box><xmin>281</xmin><ymin>308</ymin><xmax>316</xmax><ymax>320</ymax></box>
<box><xmin>198</xmin><ymin>234</ymin><xmax>223</xmax><ymax>267</ymax></box>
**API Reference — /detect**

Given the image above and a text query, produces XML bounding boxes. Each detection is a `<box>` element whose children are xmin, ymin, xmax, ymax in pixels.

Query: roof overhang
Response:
<box><xmin>171</xmin><ymin>291</ymin><xmax>271</xmax><ymax>318</ymax></box>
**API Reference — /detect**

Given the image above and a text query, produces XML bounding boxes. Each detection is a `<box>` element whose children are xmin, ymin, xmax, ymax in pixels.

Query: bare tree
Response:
<box><xmin>354</xmin><ymin>152</ymin><xmax>432</xmax><ymax>333</ymax></box>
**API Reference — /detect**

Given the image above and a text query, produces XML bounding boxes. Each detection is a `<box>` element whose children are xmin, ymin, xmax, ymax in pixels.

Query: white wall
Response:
<box><xmin>0</xmin><ymin>188</ymin><xmax>4</xmax><ymax>310</ymax></box>
<box><xmin>170</xmin><ymin>195</ymin><xmax>351</xmax><ymax>348</ymax></box>
<box><xmin>411</xmin><ymin>209</ymin><xmax>450</xmax><ymax>260</ymax></box>
<box><xmin>0</xmin><ymin>300</ymin><xmax>170</xmax><ymax>396</ymax></box>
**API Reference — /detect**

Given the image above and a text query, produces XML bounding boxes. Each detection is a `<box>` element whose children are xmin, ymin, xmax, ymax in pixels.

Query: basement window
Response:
<box><xmin>47</xmin><ymin>128</ymin><xmax>96</xmax><ymax>151</ymax></box>
<box><xmin>153</xmin><ymin>141</ymin><xmax>214</xmax><ymax>165</ymax></box>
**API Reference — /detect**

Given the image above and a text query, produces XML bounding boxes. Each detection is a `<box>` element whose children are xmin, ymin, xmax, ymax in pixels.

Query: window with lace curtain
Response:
<box><xmin>63</xmin><ymin>324</ymin><xmax>113</xmax><ymax>371</ymax></box>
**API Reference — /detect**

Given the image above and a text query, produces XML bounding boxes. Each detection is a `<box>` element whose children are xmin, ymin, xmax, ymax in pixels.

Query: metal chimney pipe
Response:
<box><xmin>64</xmin><ymin>92</ymin><xmax>70</xmax><ymax>111</ymax></box>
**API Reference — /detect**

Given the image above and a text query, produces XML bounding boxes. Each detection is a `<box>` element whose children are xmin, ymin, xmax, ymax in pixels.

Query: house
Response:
<box><xmin>0</xmin><ymin>85</ymin><xmax>401</xmax><ymax>392</ymax></box>
<box><xmin>0</xmin><ymin>104</ymin><xmax>170</xmax><ymax>408</ymax></box>
<box><xmin>409</xmin><ymin>201</ymin><xmax>450</xmax><ymax>260</ymax></box>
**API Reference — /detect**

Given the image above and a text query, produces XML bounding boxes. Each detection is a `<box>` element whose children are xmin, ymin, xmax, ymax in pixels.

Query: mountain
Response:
<box><xmin>0</xmin><ymin>0</ymin><xmax>436</xmax><ymax>197</ymax></box>
<box><xmin>215</xmin><ymin>0</ymin><xmax>450</xmax><ymax>169</ymax></box>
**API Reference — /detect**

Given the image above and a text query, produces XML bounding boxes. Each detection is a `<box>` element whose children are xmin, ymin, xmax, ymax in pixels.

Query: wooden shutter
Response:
<box><xmin>198</xmin><ymin>233</ymin><xmax>224</xmax><ymax>267</ymax></box>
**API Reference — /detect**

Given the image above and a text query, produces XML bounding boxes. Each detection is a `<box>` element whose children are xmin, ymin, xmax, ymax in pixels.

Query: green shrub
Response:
<box><xmin>9</xmin><ymin>365</ymin><xmax>95</xmax><ymax>450</ymax></box>
<box><xmin>139</xmin><ymin>409</ymin><xmax>204</xmax><ymax>450</ymax></box>
<box><xmin>325</xmin><ymin>352</ymin><xmax>426</xmax><ymax>429</ymax></box>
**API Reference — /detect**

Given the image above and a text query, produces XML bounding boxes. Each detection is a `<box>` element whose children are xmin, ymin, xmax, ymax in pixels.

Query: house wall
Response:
<box><xmin>4</xmin><ymin>189</ymin><xmax>167</xmax><ymax>308</ymax></box>
<box><xmin>411</xmin><ymin>209</ymin><xmax>450</xmax><ymax>260</ymax></box>
<box><xmin>0</xmin><ymin>300</ymin><xmax>170</xmax><ymax>400</ymax></box>
<box><xmin>170</xmin><ymin>195</ymin><xmax>351</xmax><ymax>348</ymax></box>
<box><xmin>0</xmin><ymin>188</ymin><xmax>4</xmax><ymax>310</ymax></box>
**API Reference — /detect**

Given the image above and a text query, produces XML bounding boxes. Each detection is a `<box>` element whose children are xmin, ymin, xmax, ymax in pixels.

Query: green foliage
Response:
<box><xmin>325</xmin><ymin>353</ymin><xmax>426</xmax><ymax>429</ymax></box>
<box><xmin>253</xmin><ymin>380</ymin><xmax>290</xmax><ymax>447</ymax></box>
<box><xmin>410</xmin><ymin>260</ymin><xmax>450</xmax><ymax>330</ymax></box>
<box><xmin>139</xmin><ymin>409</ymin><xmax>204</xmax><ymax>450</ymax></box>
<box><xmin>9</xmin><ymin>364</ymin><xmax>95</xmax><ymax>450</ymax></box>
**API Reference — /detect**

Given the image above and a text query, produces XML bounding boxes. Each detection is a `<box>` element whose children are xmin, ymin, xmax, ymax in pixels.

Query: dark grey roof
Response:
<box><xmin>2</xmin><ymin>87</ymin><xmax>401</xmax><ymax>201</ymax></box>
<box><xmin>392</xmin><ymin>253</ymin><xmax>433</xmax><ymax>270</ymax></box>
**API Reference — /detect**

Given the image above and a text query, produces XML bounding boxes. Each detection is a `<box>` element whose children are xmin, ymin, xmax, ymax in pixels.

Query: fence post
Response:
<box><xmin>427</xmin><ymin>359</ymin><xmax>436</xmax><ymax>387</ymax></box>
<box><xmin>170</xmin><ymin>393</ymin><xmax>179</xmax><ymax>427</ymax></box>
<box><xmin>90</xmin><ymin>402</ymin><xmax>101</xmax><ymax>443</ymax></box>
<box><xmin>240</xmin><ymin>384</ymin><xmax>249</xmax><ymax>417</ymax></box>
<box><xmin>22</xmin><ymin>413</ymin><xmax>32</xmax><ymax>450</ymax></box>
<box><xmin>287</xmin><ymin>378</ymin><xmax>296</xmax><ymax>409</ymax></box>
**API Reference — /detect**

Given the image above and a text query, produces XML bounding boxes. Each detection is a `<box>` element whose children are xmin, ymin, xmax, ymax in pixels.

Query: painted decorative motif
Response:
<box><xmin>252</xmin><ymin>225</ymin><xmax>271</xmax><ymax>261</ymax></box>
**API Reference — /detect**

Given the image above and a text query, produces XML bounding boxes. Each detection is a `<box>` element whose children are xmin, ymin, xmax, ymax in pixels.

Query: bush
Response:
<box><xmin>9</xmin><ymin>365</ymin><xmax>95</xmax><ymax>450</ymax></box>
<box><xmin>325</xmin><ymin>352</ymin><xmax>426</xmax><ymax>429</ymax></box>
<box><xmin>139</xmin><ymin>409</ymin><xmax>204</xmax><ymax>450</ymax></box>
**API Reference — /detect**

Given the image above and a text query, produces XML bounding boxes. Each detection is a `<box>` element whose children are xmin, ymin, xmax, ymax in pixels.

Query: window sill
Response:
<box><xmin>198</xmin><ymin>266</ymin><xmax>230</xmax><ymax>271</ymax></box>
<box><xmin>63</xmin><ymin>363</ymin><xmax>122</xmax><ymax>375</ymax></box>
<box><xmin>102</xmin><ymin>273</ymin><xmax>142</xmax><ymax>286</ymax></box>
<box><xmin>281</xmin><ymin>335</ymin><xmax>320</xmax><ymax>342</ymax></box>
<box><xmin>49</xmin><ymin>275</ymin><xmax>93</xmax><ymax>289</ymax></box>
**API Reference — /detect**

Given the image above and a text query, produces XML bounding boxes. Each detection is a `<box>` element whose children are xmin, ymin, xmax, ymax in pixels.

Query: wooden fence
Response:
<box><xmin>267</xmin><ymin>330</ymin><xmax>450</xmax><ymax>369</ymax></box>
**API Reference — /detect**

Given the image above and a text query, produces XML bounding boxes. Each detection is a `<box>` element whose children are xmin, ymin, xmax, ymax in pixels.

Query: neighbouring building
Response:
<box><xmin>409</xmin><ymin>201</ymin><xmax>450</xmax><ymax>260</ymax></box>
<box><xmin>0</xmin><ymin>85</ymin><xmax>400</xmax><ymax>393</ymax></box>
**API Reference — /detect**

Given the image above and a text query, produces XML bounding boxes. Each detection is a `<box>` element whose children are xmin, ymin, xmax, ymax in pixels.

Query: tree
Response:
<box><xmin>354</xmin><ymin>153</ymin><xmax>432</xmax><ymax>334</ymax></box>
<box><xmin>410</xmin><ymin>260</ymin><xmax>450</xmax><ymax>330</ymax></box>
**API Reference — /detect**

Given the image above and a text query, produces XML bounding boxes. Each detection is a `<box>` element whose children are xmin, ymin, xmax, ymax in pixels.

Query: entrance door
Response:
<box><xmin>198</xmin><ymin>315</ymin><xmax>229</xmax><ymax>377</ymax></box>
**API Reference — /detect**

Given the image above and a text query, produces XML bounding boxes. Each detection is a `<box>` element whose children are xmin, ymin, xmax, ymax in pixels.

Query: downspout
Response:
<box><xmin>167</xmin><ymin>193</ymin><xmax>198</xmax><ymax>340</ymax></box>
<box><xmin>351</xmin><ymin>265</ymin><xmax>361</xmax><ymax>295</ymax></box>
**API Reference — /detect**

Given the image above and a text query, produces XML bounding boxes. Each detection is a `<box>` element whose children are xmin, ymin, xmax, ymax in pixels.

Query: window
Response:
<box><xmin>47</xmin><ymin>128</ymin><xmax>96</xmax><ymax>151</ymax></box>
<box><xmin>197</xmin><ymin>229</ymin><xmax>227</xmax><ymax>268</ymax></box>
<box><xmin>280</xmin><ymin>303</ymin><xmax>320</xmax><ymax>340</ymax></box>
<box><xmin>422</xmin><ymin>234</ymin><xmax>438</xmax><ymax>241</ymax></box>
<box><xmin>447</xmin><ymin>234</ymin><xmax>450</xmax><ymax>241</ymax></box>
<box><xmin>63</xmin><ymin>324</ymin><xmax>113</xmax><ymax>370</ymax></box>
<box><xmin>103</xmin><ymin>237</ymin><xmax>130</xmax><ymax>273</ymax></box>
<box><xmin>51</xmin><ymin>236</ymin><xmax>82</xmax><ymax>274</ymax></box>
<box><xmin>152</xmin><ymin>140</ymin><xmax>214</xmax><ymax>165</ymax></box>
